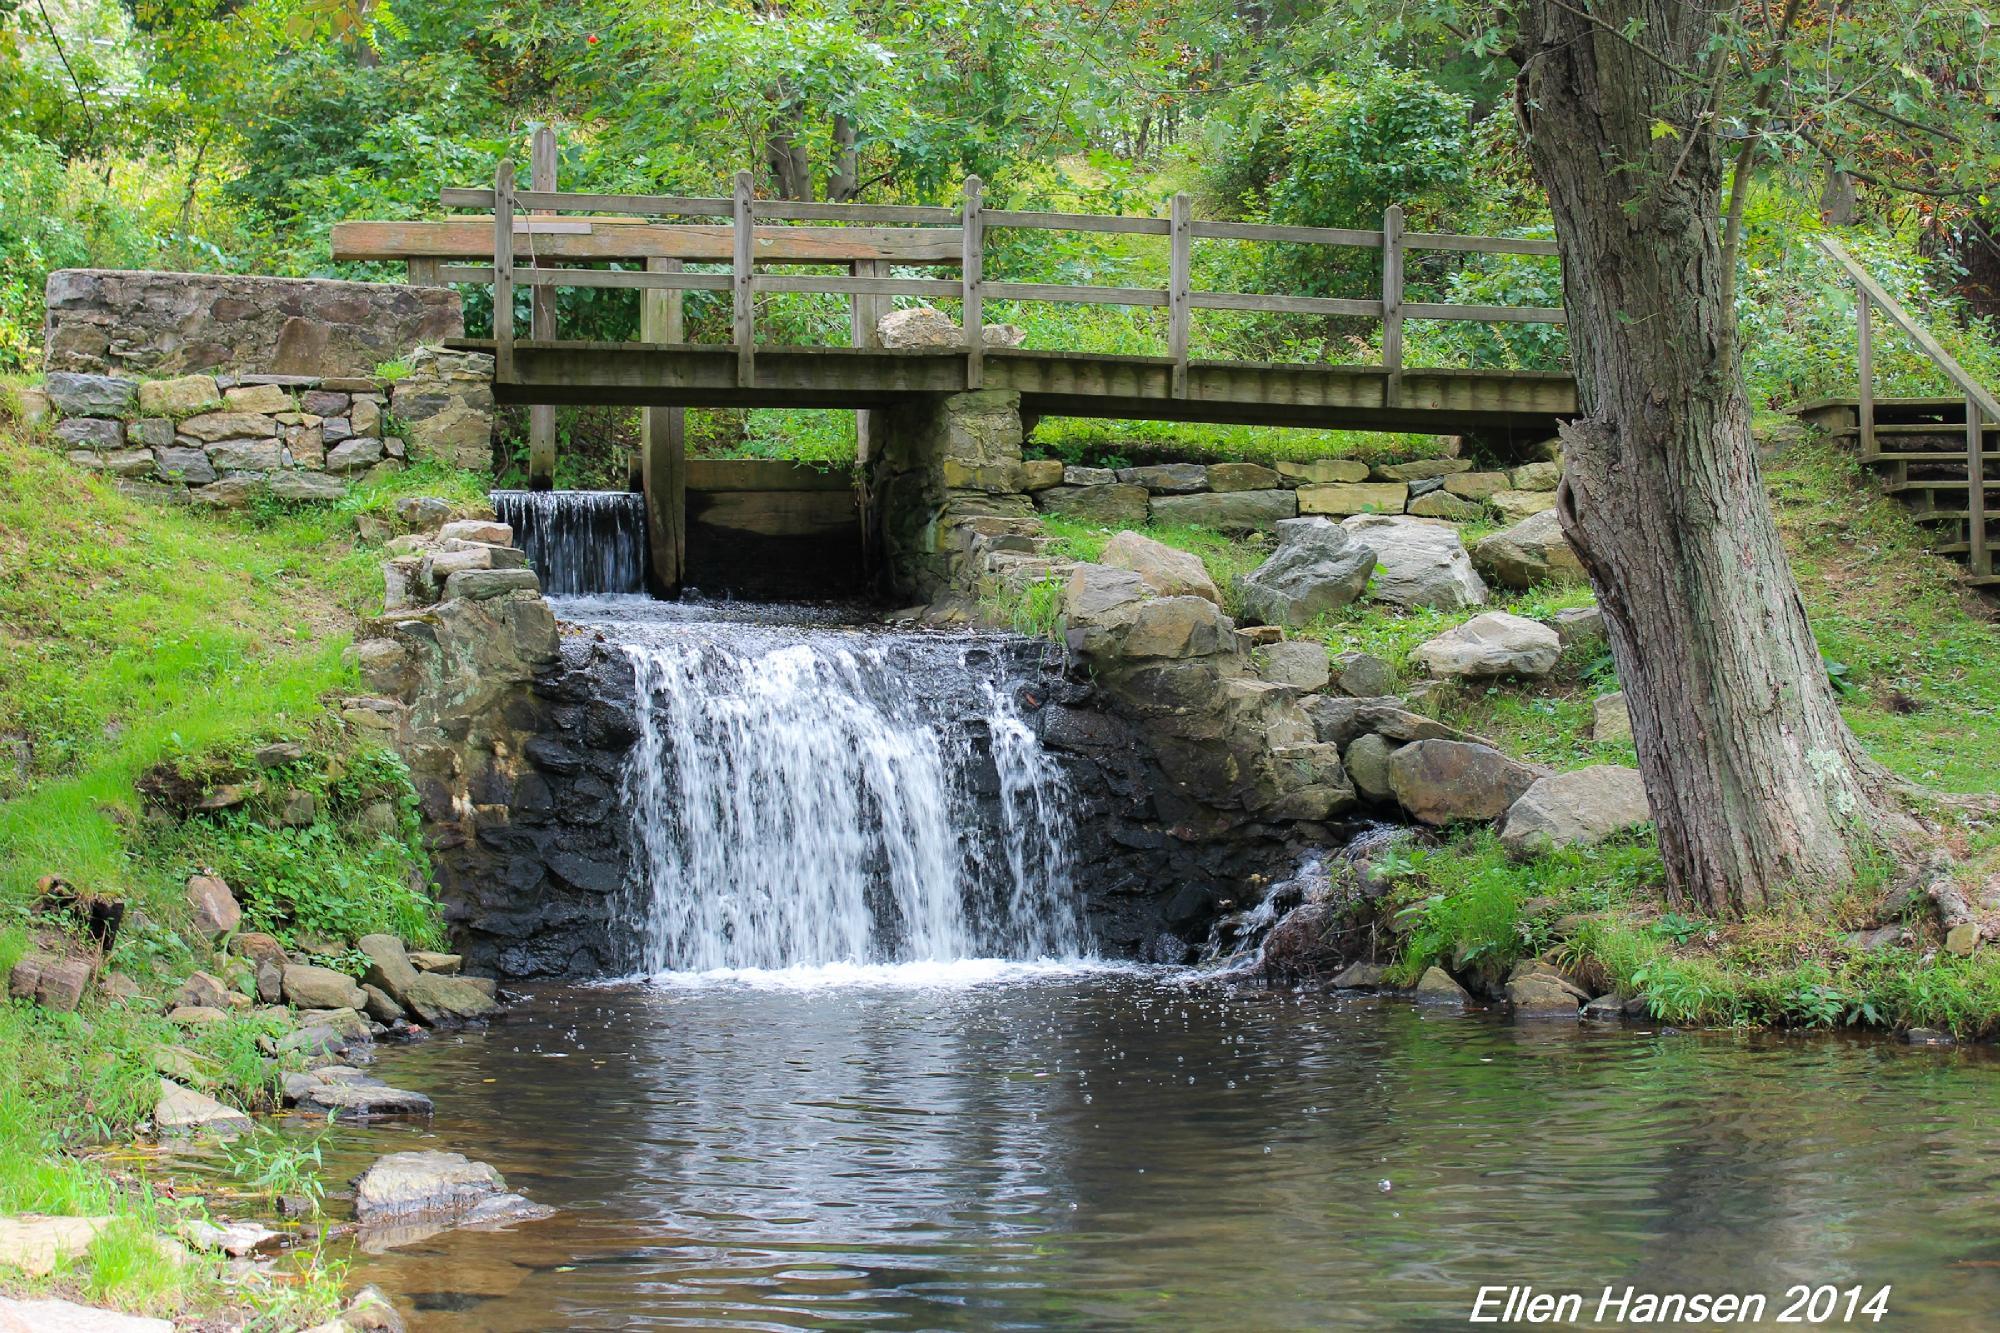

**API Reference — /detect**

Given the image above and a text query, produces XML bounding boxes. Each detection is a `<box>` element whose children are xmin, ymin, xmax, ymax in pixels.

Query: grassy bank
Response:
<box><xmin>0</xmin><ymin>393</ymin><xmax>487</xmax><ymax>1321</ymax></box>
<box><xmin>1018</xmin><ymin>429</ymin><xmax>2000</xmax><ymax>1037</ymax></box>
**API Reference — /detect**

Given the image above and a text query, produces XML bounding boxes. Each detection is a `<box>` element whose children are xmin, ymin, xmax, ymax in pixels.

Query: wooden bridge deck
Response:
<box><xmin>454</xmin><ymin>339</ymin><xmax>1576</xmax><ymax>435</ymax></box>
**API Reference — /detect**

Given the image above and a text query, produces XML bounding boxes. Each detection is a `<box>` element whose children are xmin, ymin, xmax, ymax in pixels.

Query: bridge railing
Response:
<box><xmin>435</xmin><ymin>165</ymin><xmax>1565</xmax><ymax>405</ymax></box>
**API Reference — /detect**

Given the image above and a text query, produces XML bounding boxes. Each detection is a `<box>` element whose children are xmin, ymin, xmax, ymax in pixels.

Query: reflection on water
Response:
<box><xmin>328</xmin><ymin>973</ymin><xmax>2000</xmax><ymax>1331</ymax></box>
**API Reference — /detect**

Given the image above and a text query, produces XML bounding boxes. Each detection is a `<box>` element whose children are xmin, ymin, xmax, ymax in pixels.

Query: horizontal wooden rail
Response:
<box><xmin>451</xmin><ymin>166</ymin><xmax>1570</xmax><ymax>409</ymax></box>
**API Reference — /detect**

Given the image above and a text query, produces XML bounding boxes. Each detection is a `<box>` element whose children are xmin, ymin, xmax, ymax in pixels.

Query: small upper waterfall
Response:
<box><xmin>492</xmin><ymin>490</ymin><xmax>647</xmax><ymax>596</ymax></box>
<box><xmin>560</xmin><ymin>599</ymin><xmax>1087</xmax><ymax>974</ymax></box>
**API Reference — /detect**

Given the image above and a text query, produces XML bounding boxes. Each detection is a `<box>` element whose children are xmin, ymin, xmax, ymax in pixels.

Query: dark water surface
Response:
<box><xmin>331</xmin><ymin>971</ymin><xmax>2000</xmax><ymax>1331</ymax></box>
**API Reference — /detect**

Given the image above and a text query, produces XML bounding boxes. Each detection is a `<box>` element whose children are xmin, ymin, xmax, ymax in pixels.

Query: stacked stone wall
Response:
<box><xmin>1029</xmin><ymin>455</ymin><xmax>1562</xmax><ymax>532</ymax></box>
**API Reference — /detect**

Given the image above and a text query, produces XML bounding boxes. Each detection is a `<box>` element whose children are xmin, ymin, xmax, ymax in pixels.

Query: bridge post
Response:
<box><xmin>962</xmin><ymin>176</ymin><xmax>984</xmax><ymax>389</ymax></box>
<box><xmin>491</xmin><ymin>163</ymin><xmax>515</xmax><ymax>384</ymax></box>
<box><xmin>853</xmin><ymin>258</ymin><xmax>886</xmax><ymax>575</ymax></box>
<box><xmin>1169</xmin><ymin>193</ymin><xmax>1191</xmax><ymax>398</ymax></box>
<box><xmin>527</xmin><ymin>126</ymin><xmax>559</xmax><ymax>490</ymax></box>
<box><xmin>1381</xmin><ymin>203</ymin><xmax>1404</xmax><ymax>408</ymax></box>
<box><xmin>642</xmin><ymin>257</ymin><xmax>687</xmax><ymax>594</ymax></box>
<box><xmin>733</xmin><ymin>171</ymin><xmax>755</xmax><ymax>388</ymax></box>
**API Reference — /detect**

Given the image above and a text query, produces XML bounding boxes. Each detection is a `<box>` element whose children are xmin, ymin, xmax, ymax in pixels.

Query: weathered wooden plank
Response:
<box><xmin>752</xmin><ymin>273</ymin><xmax>961</xmax><ymax>298</ymax></box>
<box><xmin>333</xmin><ymin>219</ymin><xmax>964</xmax><ymax>264</ymax></box>
<box><xmin>986</xmin><ymin>209</ymin><xmax>1171</xmax><ymax>236</ymax></box>
<box><xmin>1191</xmin><ymin>220</ymin><xmax>1383</xmax><ymax>247</ymax></box>
<box><xmin>468</xmin><ymin>340</ymin><xmax>1579</xmax><ymax>425</ymax></box>
<box><xmin>752</xmin><ymin>200</ymin><xmax>959</xmax><ymax>223</ymax></box>
<box><xmin>1402</xmin><ymin>232</ymin><xmax>1560</xmax><ymax>256</ymax></box>
<box><xmin>1402</xmin><ymin>301</ymin><xmax>1567</xmax><ymax>323</ymax></box>
<box><xmin>985</xmin><ymin>280</ymin><xmax>1168</xmax><ymax>308</ymax></box>
<box><xmin>475</xmin><ymin>267</ymin><xmax>730</xmax><ymax>292</ymax></box>
<box><xmin>1856</xmin><ymin>288</ymin><xmax>1876</xmax><ymax>460</ymax></box>
<box><xmin>1190</xmin><ymin>291</ymin><xmax>1383</xmax><ymax>317</ymax></box>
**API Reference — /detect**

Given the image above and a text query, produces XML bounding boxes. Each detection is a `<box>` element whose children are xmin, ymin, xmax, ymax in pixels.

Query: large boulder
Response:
<box><xmin>1387</xmin><ymin>739</ymin><xmax>1540</xmax><ymax>825</ymax></box>
<box><xmin>44</xmin><ymin>372</ymin><xmax>137</xmax><ymax>417</ymax></box>
<box><xmin>1116</xmin><ymin>463</ymin><xmax>1208</xmax><ymax>494</ymax></box>
<box><xmin>0</xmin><ymin>1296</ymin><xmax>172</xmax><ymax>1332</ymax></box>
<box><xmin>352</xmin><ymin>1150</ymin><xmax>553</xmax><ymax>1250</ymax></box>
<box><xmin>1499</xmin><ymin>765</ymin><xmax>1652</xmax><ymax>855</ymax></box>
<box><xmin>1412</xmin><ymin>612</ymin><xmax>1562</xmax><ymax>680</ymax></box>
<box><xmin>358</xmin><ymin>933</ymin><xmax>423</xmax><ymax>1007</ymax></box>
<box><xmin>1471</xmin><ymin>509</ymin><xmax>1585</xmax><ymax>590</ymax></box>
<box><xmin>1593</xmin><ymin>691</ymin><xmax>1633</xmax><ymax>743</ymax></box>
<box><xmin>400</xmin><ymin>973</ymin><xmax>499</xmax><ymax>1026</ymax></box>
<box><xmin>1063</xmin><ymin>563</ymin><xmax>1151</xmax><ymax>658</ymax></box>
<box><xmin>184</xmin><ymin>873</ymin><xmax>240</xmax><ymax>938</ymax></box>
<box><xmin>1033</xmin><ymin>483</ymin><xmax>1150</xmax><ymax>527</ymax></box>
<box><xmin>1119</xmin><ymin>597</ymin><xmax>1236</xmax><ymax>660</ymax></box>
<box><xmin>1234</xmin><ymin>517</ymin><xmax>1376</xmax><ymax>627</ymax></box>
<box><xmin>1256</xmin><ymin>641</ymin><xmax>1331</xmax><ymax>691</ymax></box>
<box><xmin>154</xmin><ymin>1079</ymin><xmax>252</xmax><ymax>1137</ymax></box>
<box><xmin>1340</xmin><ymin>514</ymin><xmax>1487</xmax><ymax>610</ymax></box>
<box><xmin>1100</xmin><ymin>530</ymin><xmax>1220</xmax><ymax>603</ymax></box>
<box><xmin>1205</xmin><ymin>462</ymin><xmax>1281</xmax><ymax>492</ymax></box>
<box><xmin>1147</xmin><ymin>489</ymin><xmax>1296</xmax><ymax>532</ymax></box>
<box><xmin>281</xmin><ymin>963</ymin><xmax>366</xmax><ymax>1011</ymax></box>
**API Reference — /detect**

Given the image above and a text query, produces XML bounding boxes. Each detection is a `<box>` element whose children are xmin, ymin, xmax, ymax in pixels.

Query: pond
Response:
<box><xmin>320</xmin><ymin>968</ymin><xmax>2000</xmax><ymax>1330</ymax></box>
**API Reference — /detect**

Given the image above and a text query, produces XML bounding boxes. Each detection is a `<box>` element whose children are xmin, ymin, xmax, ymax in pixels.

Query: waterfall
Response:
<box><xmin>491</xmin><ymin>490</ymin><xmax>647</xmax><ymax>597</ymax></box>
<box><xmin>574</xmin><ymin>601</ymin><xmax>1086</xmax><ymax>974</ymax></box>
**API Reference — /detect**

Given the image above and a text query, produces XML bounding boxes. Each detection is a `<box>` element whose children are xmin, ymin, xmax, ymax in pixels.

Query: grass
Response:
<box><xmin>0</xmin><ymin>396</ymin><xmax>486</xmax><ymax>1322</ymax></box>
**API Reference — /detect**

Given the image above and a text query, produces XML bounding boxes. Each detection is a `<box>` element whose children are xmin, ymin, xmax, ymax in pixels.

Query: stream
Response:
<box><xmin>318</xmin><ymin>522</ymin><xmax>2000</xmax><ymax>1330</ymax></box>
<box><xmin>328</xmin><ymin>974</ymin><xmax>2000</xmax><ymax>1330</ymax></box>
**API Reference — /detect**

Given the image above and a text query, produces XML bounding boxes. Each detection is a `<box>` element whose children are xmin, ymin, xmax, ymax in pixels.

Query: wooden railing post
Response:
<box><xmin>1381</xmin><ymin>204</ymin><xmax>1405</xmax><ymax>408</ymax></box>
<box><xmin>527</xmin><ymin>126</ymin><xmax>558</xmax><ymax>489</ymax></box>
<box><xmin>852</xmin><ymin>257</ymin><xmax>885</xmax><ymax>574</ymax></box>
<box><xmin>1856</xmin><ymin>283</ymin><xmax>1876</xmax><ymax>461</ymax></box>
<box><xmin>641</xmin><ymin>255</ymin><xmax>686</xmax><ymax>593</ymax></box>
<box><xmin>491</xmin><ymin>161</ymin><xmax>516</xmax><ymax>383</ymax></box>
<box><xmin>962</xmin><ymin>175</ymin><xmax>985</xmax><ymax>389</ymax></box>
<box><xmin>1169</xmin><ymin>192</ymin><xmax>1191</xmax><ymax>398</ymax></box>
<box><xmin>733</xmin><ymin>170</ymin><xmax>755</xmax><ymax>388</ymax></box>
<box><xmin>1970</xmin><ymin>394</ymin><xmax>1990</xmax><ymax>577</ymax></box>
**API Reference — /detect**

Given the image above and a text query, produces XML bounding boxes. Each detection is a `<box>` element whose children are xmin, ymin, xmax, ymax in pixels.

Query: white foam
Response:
<box><xmin>637</xmin><ymin>957</ymin><xmax>1148</xmax><ymax>992</ymax></box>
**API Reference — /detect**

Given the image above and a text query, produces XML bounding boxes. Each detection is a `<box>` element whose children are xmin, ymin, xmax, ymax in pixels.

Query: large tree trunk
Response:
<box><xmin>1516</xmin><ymin>0</ymin><xmax>1908</xmax><ymax>916</ymax></box>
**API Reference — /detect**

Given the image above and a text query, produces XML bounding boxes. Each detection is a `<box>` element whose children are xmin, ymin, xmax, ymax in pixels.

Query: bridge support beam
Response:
<box><xmin>641</xmin><ymin>257</ymin><xmax>687</xmax><ymax>594</ymax></box>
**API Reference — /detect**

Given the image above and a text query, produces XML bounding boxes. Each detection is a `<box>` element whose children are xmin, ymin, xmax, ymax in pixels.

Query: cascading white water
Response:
<box><xmin>563</xmin><ymin>599</ymin><xmax>1087</xmax><ymax>974</ymax></box>
<box><xmin>492</xmin><ymin>490</ymin><xmax>647</xmax><ymax>596</ymax></box>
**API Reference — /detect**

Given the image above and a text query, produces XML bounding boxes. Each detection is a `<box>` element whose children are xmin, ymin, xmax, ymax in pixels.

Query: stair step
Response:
<box><xmin>1864</xmin><ymin>452</ymin><xmax>2000</xmax><ymax>464</ymax></box>
<box><xmin>1883</xmin><ymin>480</ymin><xmax>2000</xmax><ymax>493</ymax></box>
<box><xmin>1833</xmin><ymin>423</ymin><xmax>1999</xmax><ymax>439</ymax></box>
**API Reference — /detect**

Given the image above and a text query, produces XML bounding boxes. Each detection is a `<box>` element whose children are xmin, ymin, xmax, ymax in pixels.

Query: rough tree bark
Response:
<box><xmin>1515</xmin><ymin>0</ymin><xmax>1910</xmax><ymax>916</ymax></box>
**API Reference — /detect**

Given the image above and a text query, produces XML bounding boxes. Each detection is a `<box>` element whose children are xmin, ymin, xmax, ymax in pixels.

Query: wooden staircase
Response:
<box><xmin>1792</xmin><ymin>397</ymin><xmax>2000</xmax><ymax>588</ymax></box>
<box><xmin>1798</xmin><ymin>239</ymin><xmax>2000</xmax><ymax>590</ymax></box>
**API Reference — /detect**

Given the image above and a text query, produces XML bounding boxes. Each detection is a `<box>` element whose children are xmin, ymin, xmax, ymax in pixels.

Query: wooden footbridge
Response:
<box><xmin>333</xmin><ymin>138</ymin><xmax>1578</xmax><ymax>587</ymax></box>
<box><xmin>331</xmin><ymin>138</ymin><xmax>2000</xmax><ymax>597</ymax></box>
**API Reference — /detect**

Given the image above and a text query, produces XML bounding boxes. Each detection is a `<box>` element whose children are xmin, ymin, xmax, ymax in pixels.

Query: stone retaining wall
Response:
<box><xmin>1029</xmin><ymin>455</ymin><xmax>1562</xmax><ymax>531</ymax></box>
<box><xmin>28</xmin><ymin>346</ymin><xmax>494</xmax><ymax>504</ymax></box>
<box><xmin>44</xmin><ymin>269</ymin><xmax>462</xmax><ymax>378</ymax></box>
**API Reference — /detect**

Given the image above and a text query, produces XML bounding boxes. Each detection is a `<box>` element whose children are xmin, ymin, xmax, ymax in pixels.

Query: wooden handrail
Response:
<box><xmin>1818</xmin><ymin>236</ymin><xmax>1998</xmax><ymax>577</ymax></box>
<box><xmin>456</xmin><ymin>167</ymin><xmax>1570</xmax><ymax>403</ymax></box>
<box><xmin>1816</xmin><ymin>237</ymin><xmax>2000</xmax><ymax>421</ymax></box>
